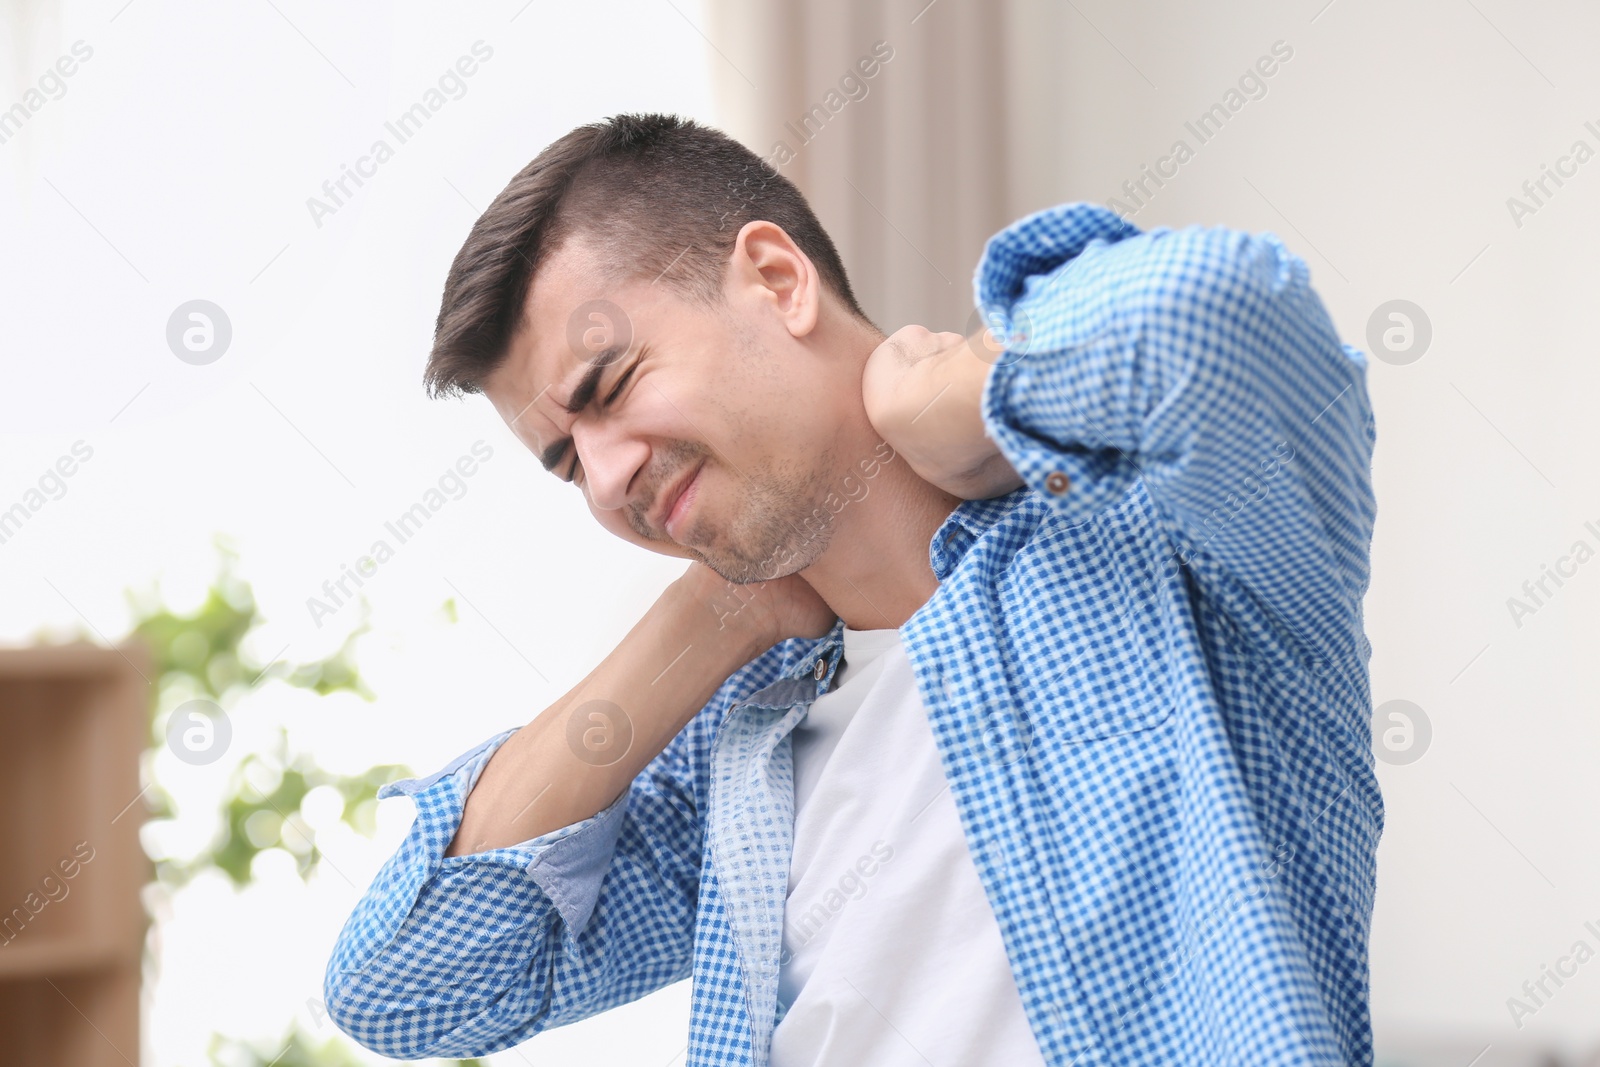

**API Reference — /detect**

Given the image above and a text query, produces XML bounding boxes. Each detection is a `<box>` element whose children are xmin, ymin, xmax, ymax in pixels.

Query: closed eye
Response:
<box><xmin>602</xmin><ymin>362</ymin><xmax>637</xmax><ymax>410</ymax></box>
<box><xmin>566</xmin><ymin>361</ymin><xmax>638</xmax><ymax>484</ymax></box>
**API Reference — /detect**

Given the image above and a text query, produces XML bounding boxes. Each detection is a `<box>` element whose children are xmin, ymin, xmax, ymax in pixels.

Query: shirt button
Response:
<box><xmin>813</xmin><ymin>659</ymin><xmax>827</xmax><ymax>680</ymax></box>
<box><xmin>1045</xmin><ymin>471</ymin><xmax>1071</xmax><ymax>495</ymax></box>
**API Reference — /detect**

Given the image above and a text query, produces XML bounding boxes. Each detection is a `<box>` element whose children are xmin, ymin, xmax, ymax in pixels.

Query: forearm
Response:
<box><xmin>446</xmin><ymin>572</ymin><xmax>774</xmax><ymax>856</ymax></box>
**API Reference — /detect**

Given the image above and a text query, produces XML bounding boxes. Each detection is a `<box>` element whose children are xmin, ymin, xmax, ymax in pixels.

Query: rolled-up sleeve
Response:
<box><xmin>976</xmin><ymin>203</ymin><xmax>1377</xmax><ymax>661</ymax></box>
<box><xmin>323</xmin><ymin>722</ymin><xmax>688</xmax><ymax>1058</ymax></box>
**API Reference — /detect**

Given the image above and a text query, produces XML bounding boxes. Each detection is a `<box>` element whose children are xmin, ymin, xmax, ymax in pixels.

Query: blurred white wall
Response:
<box><xmin>3</xmin><ymin>0</ymin><xmax>1598</xmax><ymax>1064</ymax></box>
<box><xmin>996</xmin><ymin>2</ymin><xmax>1600</xmax><ymax>1060</ymax></box>
<box><xmin>1</xmin><ymin>2</ymin><xmax>720</xmax><ymax>1064</ymax></box>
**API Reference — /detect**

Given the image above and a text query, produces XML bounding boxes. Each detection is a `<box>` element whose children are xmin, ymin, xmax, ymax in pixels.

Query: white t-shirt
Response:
<box><xmin>769</xmin><ymin>626</ymin><xmax>1048</xmax><ymax>1066</ymax></box>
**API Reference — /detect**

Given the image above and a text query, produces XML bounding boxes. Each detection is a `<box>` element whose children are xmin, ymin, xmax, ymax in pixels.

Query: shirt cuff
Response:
<box><xmin>979</xmin><ymin>351</ymin><xmax>1142</xmax><ymax>524</ymax></box>
<box><xmin>380</xmin><ymin>726</ymin><xmax>631</xmax><ymax>939</ymax></box>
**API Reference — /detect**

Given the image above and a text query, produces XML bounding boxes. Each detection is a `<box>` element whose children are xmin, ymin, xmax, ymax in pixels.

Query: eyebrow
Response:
<box><xmin>537</xmin><ymin>344</ymin><xmax>626</xmax><ymax>475</ymax></box>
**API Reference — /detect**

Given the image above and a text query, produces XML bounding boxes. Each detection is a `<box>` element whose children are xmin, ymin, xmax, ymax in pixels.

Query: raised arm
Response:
<box><xmin>324</xmin><ymin>563</ymin><xmax>834</xmax><ymax>1058</ymax></box>
<box><xmin>864</xmin><ymin>204</ymin><xmax>1377</xmax><ymax>664</ymax></box>
<box><xmin>447</xmin><ymin>566</ymin><xmax>788</xmax><ymax>855</ymax></box>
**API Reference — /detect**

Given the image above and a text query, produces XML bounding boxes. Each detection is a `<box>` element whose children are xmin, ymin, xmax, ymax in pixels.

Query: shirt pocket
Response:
<box><xmin>996</xmin><ymin>510</ymin><xmax>1175</xmax><ymax>743</ymax></box>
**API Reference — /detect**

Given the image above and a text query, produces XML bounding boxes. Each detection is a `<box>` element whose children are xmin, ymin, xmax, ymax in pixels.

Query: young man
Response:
<box><xmin>324</xmin><ymin>113</ymin><xmax>1381</xmax><ymax>1066</ymax></box>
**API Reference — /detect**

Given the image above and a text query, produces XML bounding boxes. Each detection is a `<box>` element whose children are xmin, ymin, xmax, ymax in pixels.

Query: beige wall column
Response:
<box><xmin>702</xmin><ymin>0</ymin><xmax>1029</xmax><ymax>333</ymax></box>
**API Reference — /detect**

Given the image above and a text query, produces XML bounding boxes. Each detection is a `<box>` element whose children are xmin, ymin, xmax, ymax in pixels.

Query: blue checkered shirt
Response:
<box><xmin>325</xmin><ymin>201</ymin><xmax>1382</xmax><ymax>1065</ymax></box>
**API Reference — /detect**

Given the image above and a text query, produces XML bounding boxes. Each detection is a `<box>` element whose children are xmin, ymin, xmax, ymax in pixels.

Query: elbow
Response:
<box><xmin>323</xmin><ymin>963</ymin><xmax>437</xmax><ymax>1060</ymax></box>
<box><xmin>322</xmin><ymin>947</ymin><xmax>552</xmax><ymax>1060</ymax></box>
<box><xmin>322</xmin><ymin>958</ymin><xmax>474</xmax><ymax>1060</ymax></box>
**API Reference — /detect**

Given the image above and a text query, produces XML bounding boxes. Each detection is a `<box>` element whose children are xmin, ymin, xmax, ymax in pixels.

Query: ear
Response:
<box><xmin>729</xmin><ymin>220</ymin><xmax>819</xmax><ymax>340</ymax></box>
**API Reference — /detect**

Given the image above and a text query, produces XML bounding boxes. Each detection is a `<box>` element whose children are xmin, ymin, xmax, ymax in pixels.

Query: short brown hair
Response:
<box><xmin>423</xmin><ymin>112</ymin><xmax>870</xmax><ymax>400</ymax></box>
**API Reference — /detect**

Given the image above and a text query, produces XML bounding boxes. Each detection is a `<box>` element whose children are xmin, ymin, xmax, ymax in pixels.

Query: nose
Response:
<box><xmin>570</xmin><ymin>417</ymin><xmax>648</xmax><ymax>514</ymax></box>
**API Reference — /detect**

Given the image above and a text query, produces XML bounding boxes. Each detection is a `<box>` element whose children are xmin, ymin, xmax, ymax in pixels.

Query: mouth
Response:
<box><xmin>657</xmin><ymin>461</ymin><xmax>704</xmax><ymax>541</ymax></box>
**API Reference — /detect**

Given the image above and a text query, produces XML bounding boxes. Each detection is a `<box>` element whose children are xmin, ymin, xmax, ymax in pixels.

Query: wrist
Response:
<box><xmin>665</xmin><ymin>572</ymin><xmax>778</xmax><ymax>663</ymax></box>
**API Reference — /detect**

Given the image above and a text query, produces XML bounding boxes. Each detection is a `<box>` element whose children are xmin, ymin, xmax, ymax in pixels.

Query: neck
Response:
<box><xmin>787</xmin><ymin>309</ymin><xmax>964</xmax><ymax>630</ymax></box>
<box><xmin>797</xmin><ymin>431</ymin><xmax>963</xmax><ymax>631</ymax></box>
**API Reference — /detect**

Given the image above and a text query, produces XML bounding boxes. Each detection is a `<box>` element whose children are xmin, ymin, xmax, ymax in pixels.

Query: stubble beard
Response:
<box><xmin>693</xmin><ymin>450</ymin><xmax>840</xmax><ymax>586</ymax></box>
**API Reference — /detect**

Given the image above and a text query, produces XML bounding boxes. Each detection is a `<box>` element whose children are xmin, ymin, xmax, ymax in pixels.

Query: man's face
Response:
<box><xmin>483</xmin><ymin>232</ymin><xmax>845</xmax><ymax>585</ymax></box>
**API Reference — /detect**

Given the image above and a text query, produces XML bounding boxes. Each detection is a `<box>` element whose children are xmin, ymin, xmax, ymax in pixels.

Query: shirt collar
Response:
<box><xmin>929</xmin><ymin>486</ymin><xmax>1030</xmax><ymax>581</ymax></box>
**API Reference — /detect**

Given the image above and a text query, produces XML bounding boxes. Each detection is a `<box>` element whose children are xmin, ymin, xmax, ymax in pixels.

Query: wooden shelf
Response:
<box><xmin>0</xmin><ymin>642</ymin><xmax>144</xmax><ymax>678</ymax></box>
<box><xmin>0</xmin><ymin>641</ymin><xmax>149</xmax><ymax>1066</ymax></box>
<box><xmin>0</xmin><ymin>937</ymin><xmax>126</xmax><ymax>979</ymax></box>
